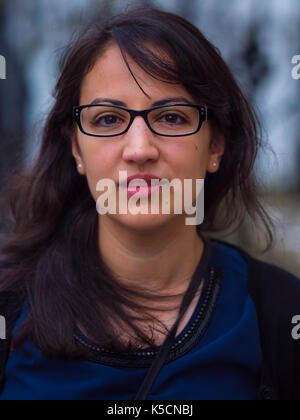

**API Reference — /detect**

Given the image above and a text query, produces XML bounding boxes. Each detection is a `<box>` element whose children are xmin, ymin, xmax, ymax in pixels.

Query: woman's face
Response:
<box><xmin>72</xmin><ymin>42</ymin><xmax>224</xmax><ymax>231</ymax></box>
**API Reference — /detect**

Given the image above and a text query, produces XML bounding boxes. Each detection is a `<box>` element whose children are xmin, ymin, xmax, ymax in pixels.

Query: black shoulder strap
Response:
<box><xmin>214</xmin><ymin>239</ymin><xmax>300</xmax><ymax>400</ymax></box>
<box><xmin>238</xmin><ymin>248</ymin><xmax>279</xmax><ymax>400</ymax></box>
<box><xmin>248</xmin><ymin>255</ymin><xmax>300</xmax><ymax>400</ymax></box>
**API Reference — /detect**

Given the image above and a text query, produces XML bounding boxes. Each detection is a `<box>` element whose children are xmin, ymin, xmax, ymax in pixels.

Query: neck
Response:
<box><xmin>98</xmin><ymin>216</ymin><xmax>204</xmax><ymax>294</ymax></box>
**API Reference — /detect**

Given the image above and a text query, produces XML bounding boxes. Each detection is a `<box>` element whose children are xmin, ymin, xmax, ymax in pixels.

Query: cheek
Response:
<box><xmin>165</xmin><ymin>141</ymin><xmax>208</xmax><ymax>180</ymax></box>
<box><xmin>193</xmin><ymin>144</ymin><xmax>209</xmax><ymax>179</ymax></box>
<box><xmin>80</xmin><ymin>142</ymin><xmax>119</xmax><ymax>195</ymax></box>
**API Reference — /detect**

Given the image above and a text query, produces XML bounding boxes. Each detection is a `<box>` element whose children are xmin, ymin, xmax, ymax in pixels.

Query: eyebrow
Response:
<box><xmin>88</xmin><ymin>97</ymin><xmax>193</xmax><ymax>107</ymax></box>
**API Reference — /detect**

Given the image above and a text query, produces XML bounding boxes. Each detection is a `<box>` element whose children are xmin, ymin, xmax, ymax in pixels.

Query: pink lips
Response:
<box><xmin>126</xmin><ymin>184</ymin><xmax>161</xmax><ymax>198</ymax></box>
<box><xmin>122</xmin><ymin>173</ymin><xmax>163</xmax><ymax>198</ymax></box>
<box><xmin>126</xmin><ymin>173</ymin><xmax>162</xmax><ymax>185</ymax></box>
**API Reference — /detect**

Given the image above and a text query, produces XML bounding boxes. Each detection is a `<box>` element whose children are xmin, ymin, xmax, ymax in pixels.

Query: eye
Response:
<box><xmin>94</xmin><ymin>114</ymin><xmax>123</xmax><ymax>126</ymax></box>
<box><xmin>159</xmin><ymin>113</ymin><xmax>187</xmax><ymax>124</ymax></box>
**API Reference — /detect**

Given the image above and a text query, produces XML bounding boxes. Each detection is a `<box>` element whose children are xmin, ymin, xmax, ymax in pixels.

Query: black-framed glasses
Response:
<box><xmin>73</xmin><ymin>103</ymin><xmax>210</xmax><ymax>138</ymax></box>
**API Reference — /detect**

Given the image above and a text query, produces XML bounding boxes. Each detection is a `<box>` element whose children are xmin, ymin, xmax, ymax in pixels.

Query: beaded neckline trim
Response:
<box><xmin>73</xmin><ymin>266</ymin><xmax>223</xmax><ymax>368</ymax></box>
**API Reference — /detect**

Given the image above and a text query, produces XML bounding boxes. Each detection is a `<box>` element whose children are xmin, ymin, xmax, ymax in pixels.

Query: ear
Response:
<box><xmin>71</xmin><ymin>135</ymin><xmax>85</xmax><ymax>175</ymax></box>
<box><xmin>207</xmin><ymin>131</ymin><xmax>225</xmax><ymax>173</ymax></box>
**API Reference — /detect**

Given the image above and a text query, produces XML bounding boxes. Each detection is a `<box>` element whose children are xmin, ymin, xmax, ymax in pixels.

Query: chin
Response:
<box><xmin>108</xmin><ymin>212</ymin><xmax>176</xmax><ymax>233</ymax></box>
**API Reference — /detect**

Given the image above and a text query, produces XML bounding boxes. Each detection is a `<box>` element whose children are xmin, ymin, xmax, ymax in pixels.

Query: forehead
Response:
<box><xmin>79</xmin><ymin>43</ymin><xmax>195</xmax><ymax>106</ymax></box>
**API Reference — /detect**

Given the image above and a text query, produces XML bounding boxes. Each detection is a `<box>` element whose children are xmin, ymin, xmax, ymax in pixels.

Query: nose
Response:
<box><xmin>122</xmin><ymin>116</ymin><xmax>159</xmax><ymax>165</ymax></box>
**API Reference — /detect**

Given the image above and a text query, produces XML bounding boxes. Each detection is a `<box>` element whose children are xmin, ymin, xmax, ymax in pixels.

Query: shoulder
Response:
<box><xmin>211</xmin><ymin>238</ymin><xmax>300</xmax><ymax>340</ymax></box>
<box><xmin>212</xmin><ymin>239</ymin><xmax>300</xmax><ymax>399</ymax></box>
<box><xmin>211</xmin><ymin>238</ymin><xmax>300</xmax><ymax>303</ymax></box>
<box><xmin>248</xmin><ymin>256</ymin><xmax>300</xmax><ymax>311</ymax></box>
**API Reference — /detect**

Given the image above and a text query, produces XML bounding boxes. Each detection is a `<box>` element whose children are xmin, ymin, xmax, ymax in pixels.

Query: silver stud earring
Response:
<box><xmin>78</xmin><ymin>163</ymin><xmax>83</xmax><ymax>169</ymax></box>
<box><xmin>212</xmin><ymin>162</ymin><xmax>217</xmax><ymax>167</ymax></box>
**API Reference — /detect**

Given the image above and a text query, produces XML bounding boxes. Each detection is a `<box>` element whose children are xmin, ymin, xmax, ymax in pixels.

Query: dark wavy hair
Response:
<box><xmin>0</xmin><ymin>6</ymin><xmax>275</xmax><ymax>358</ymax></box>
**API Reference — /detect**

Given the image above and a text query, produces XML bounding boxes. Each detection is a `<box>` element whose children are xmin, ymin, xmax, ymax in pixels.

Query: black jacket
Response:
<box><xmin>0</xmin><ymin>240</ymin><xmax>300</xmax><ymax>400</ymax></box>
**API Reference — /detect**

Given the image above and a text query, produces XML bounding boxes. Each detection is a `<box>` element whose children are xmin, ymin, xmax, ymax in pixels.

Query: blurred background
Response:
<box><xmin>0</xmin><ymin>0</ymin><xmax>299</xmax><ymax>276</ymax></box>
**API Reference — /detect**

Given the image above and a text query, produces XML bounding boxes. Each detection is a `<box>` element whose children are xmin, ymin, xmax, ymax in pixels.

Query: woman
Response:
<box><xmin>0</xmin><ymin>6</ymin><xmax>299</xmax><ymax>401</ymax></box>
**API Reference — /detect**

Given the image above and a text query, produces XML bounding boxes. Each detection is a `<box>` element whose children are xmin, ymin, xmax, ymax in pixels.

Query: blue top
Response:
<box><xmin>0</xmin><ymin>241</ymin><xmax>262</xmax><ymax>400</ymax></box>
